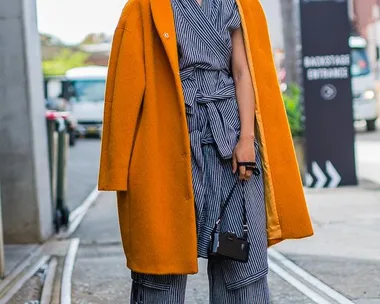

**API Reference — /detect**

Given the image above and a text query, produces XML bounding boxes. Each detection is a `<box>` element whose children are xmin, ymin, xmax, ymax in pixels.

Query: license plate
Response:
<box><xmin>86</xmin><ymin>126</ymin><xmax>98</xmax><ymax>134</ymax></box>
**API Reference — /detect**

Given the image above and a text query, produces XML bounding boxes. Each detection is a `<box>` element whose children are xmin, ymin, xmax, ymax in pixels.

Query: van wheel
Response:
<box><xmin>366</xmin><ymin>119</ymin><xmax>377</xmax><ymax>132</ymax></box>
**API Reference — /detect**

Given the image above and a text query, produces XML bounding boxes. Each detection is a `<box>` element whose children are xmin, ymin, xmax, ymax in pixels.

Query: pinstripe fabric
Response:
<box><xmin>171</xmin><ymin>0</ymin><xmax>269</xmax><ymax>291</ymax></box>
<box><xmin>208</xmin><ymin>260</ymin><xmax>270</xmax><ymax>304</ymax></box>
<box><xmin>130</xmin><ymin>272</ymin><xmax>187</xmax><ymax>304</ymax></box>
<box><xmin>130</xmin><ymin>258</ymin><xmax>269</xmax><ymax>304</ymax></box>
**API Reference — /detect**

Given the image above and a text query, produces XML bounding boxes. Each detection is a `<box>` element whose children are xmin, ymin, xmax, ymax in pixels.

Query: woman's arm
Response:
<box><xmin>231</xmin><ymin>27</ymin><xmax>256</xmax><ymax>180</ymax></box>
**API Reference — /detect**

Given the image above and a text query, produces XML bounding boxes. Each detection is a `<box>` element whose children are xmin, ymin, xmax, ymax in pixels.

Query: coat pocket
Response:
<box><xmin>131</xmin><ymin>272</ymin><xmax>171</xmax><ymax>291</ymax></box>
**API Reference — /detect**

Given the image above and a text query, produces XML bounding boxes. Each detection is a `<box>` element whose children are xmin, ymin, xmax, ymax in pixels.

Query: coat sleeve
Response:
<box><xmin>98</xmin><ymin>2</ymin><xmax>145</xmax><ymax>191</ymax></box>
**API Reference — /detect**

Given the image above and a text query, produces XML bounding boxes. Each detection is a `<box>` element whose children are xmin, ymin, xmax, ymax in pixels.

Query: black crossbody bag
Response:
<box><xmin>208</xmin><ymin>164</ymin><xmax>260</xmax><ymax>263</ymax></box>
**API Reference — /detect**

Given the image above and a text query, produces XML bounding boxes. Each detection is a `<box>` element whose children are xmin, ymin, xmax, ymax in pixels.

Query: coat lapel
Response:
<box><xmin>150</xmin><ymin>0</ymin><xmax>191</xmax><ymax>119</ymax></box>
<box><xmin>150</xmin><ymin>0</ymin><xmax>180</xmax><ymax>77</ymax></box>
<box><xmin>172</xmin><ymin>0</ymin><xmax>231</xmax><ymax>62</ymax></box>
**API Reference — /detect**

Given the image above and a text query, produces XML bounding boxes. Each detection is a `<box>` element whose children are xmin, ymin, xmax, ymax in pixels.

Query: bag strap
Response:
<box><xmin>212</xmin><ymin>162</ymin><xmax>260</xmax><ymax>240</ymax></box>
<box><xmin>212</xmin><ymin>179</ymin><xmax>248</xmax><ymax>239</ymax></box>
<box><xmin>217</xmin><ymin>179</ymin><xmax>239</xmax><ymax>223</ymax></box>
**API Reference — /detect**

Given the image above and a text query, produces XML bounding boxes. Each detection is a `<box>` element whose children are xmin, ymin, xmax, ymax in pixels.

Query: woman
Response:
<box><xmin>98</xmin><ymin>0</ymin><xmax>313</xmax><ymax>302</ymax></box>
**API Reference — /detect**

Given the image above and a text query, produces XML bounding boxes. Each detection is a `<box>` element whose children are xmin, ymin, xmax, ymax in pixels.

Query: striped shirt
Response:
<box><xmin>171</xmin><ymin>0</ymin><xmax>269</xmax><ymax>290</ymax></box>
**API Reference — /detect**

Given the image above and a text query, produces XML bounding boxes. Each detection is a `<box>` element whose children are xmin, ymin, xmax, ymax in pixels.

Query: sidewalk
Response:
<box><xmin>1</xmin><ymin>139</ymin><xmax>100</xmax><ymax>283</ymax></box>
<box><xmin>70</xmin><ymin>181</ymin><xmax>380</xmax><ymax>303</ymax></box>
<box><xmin>277</xmin><ymin>183</ymin><xmax>380</xmax><ymax>261</ymax></box>
<box><xmin>3</xmin><ymin>245</ymin><xmax>38</xmax><ymax>277</ymax></box>
<box><xmin>274</xmin><ymin>184</ymin><xmax>380</xmax><ymax>302</ymax></box>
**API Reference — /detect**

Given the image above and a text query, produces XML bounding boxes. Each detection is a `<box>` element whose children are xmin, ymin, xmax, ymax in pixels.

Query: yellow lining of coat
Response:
<box><xmin>151</xmin><ymin>0</ymin><xmax>282</xmax><ymax>242</ymax></box>
<box><xmin>236</xmin><ymin>0</ymin><xmax>282</xmax><ymax>241</ymax></box>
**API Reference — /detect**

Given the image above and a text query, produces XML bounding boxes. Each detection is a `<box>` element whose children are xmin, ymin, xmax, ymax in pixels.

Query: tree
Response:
<box><xmin>280</xmin><ymin>0</ymin><xmax>300</xmax><ymax>85</ymax></box>
<box><xmin>42</xmin><ymin>49</ymin><xmax>89</xmax><ymax>76</ymax></box>
<box><xmin>80</xmin><ymin>33</ymin><xmax>107</xmax><ymax>45</ymax></box>
<box><xmin>40</xmin><ymin>33</ymin><xmax>63</xmax><ymax>46</ymax></box>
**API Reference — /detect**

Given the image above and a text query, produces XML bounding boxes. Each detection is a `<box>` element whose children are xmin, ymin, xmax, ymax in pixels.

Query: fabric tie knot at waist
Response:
<box><xmin>180</xmin><ymin>67</ymin><xmax>240</xmax><ymax>162</ymax></box>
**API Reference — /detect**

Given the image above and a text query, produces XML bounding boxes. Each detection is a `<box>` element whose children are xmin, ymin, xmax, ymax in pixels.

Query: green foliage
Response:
<box><xmin>282</xmin><ymin>83</ymin><xmax>304</xmax><ymax>138</ymax></box>
<box><xmin>40</xmin><ymin>33</ymin><xmax>63</xmax><ymax>46</ymax></box>
<box><xmin>42</xmin><ymin>49</ymin><xmax>89</xmax><ymax>76</ymax></box>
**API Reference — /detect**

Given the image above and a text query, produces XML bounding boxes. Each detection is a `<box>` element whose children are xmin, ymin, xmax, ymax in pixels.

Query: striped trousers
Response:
<box><xmin>130</xmin><ymin>259</ymin><xmax>270</xmax><ymax>304</ymax></box>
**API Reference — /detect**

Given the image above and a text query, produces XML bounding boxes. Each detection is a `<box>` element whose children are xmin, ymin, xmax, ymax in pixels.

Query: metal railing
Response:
<box><xmin>46</xmin><ymin>111</ymin><xmax>70</xmax><ymax>233</ymax></box>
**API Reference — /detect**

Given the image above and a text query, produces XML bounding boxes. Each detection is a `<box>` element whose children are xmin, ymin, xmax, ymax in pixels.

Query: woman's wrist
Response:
<box><xmin>239</xmin><ymin>132</ymin><xmax>255</xmax><ymax>141</ymax></box>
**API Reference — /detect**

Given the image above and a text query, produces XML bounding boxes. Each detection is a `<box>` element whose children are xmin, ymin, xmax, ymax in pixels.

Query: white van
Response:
<box><xmin>63</xmin><ymin>66</ymin><xmax>107</xmax><ymax>136</ymax></box>
<box><xmin>350</xmin><ymin>36</ymin><xmax>378</xmax><ymax>131</ymax></box>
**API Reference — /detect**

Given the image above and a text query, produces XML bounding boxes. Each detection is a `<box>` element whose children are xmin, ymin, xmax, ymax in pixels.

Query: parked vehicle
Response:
<box><xmin>62</xmin><ymin>66</ymin><xmax>107</xmax><ymax>137</ymax></box>
<box><xmin>44</xmin><ymin>66</ymin><xmax>107</xmax><ymax>138</ymax></box>
<box><xmin>350</xmin><ymin>35</ymin><xmax>378</xmax><ymax>131</ymax></box>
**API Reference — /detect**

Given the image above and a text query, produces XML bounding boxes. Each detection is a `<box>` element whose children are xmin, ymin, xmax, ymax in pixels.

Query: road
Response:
<box><xmin>67</xmin><ymin>138</ymin><xmax>101</xmax><ymax>212</ymax></box>
<box><xmin>67</xmin><ymin>126</ymin><xmax>380</xmax><ymax>303</ymax></box>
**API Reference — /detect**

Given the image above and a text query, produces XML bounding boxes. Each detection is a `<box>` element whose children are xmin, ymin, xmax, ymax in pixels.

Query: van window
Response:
<box><xmin>351</xmin><ymin>48</ymin><xmax>370</xmax><ymax>77</ymax></box>
<box><xmin>71</xmin><ymin>80</ymin><xmax>106</xmax><ymax>102</ymax></box>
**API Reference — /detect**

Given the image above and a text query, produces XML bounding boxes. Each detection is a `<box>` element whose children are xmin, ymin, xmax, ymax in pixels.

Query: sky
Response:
<box><xmin>36</xmin><ymin>0</ymin><xmax>127</xmax><ymax>45</ymax></box>
<box><xmin>36</xmin><ymin>0</ymin><xmax>284</xmax><ymax>48</ymax></box>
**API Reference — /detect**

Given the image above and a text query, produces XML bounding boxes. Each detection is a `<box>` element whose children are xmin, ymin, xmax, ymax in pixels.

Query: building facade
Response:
<box><xmin>351</xmin><ymin>0</ymin><xmax>380</xmax><ymax>73</ymax></box>
<box><xmin>352</xmin><ymin>0</ymin><xmax>379</xmax><ymax>38</ymax></box>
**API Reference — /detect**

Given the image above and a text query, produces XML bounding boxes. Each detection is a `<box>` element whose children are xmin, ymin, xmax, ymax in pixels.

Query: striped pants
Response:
<box><xmin>130</xmin><ymin>259</ymin><xmax>270</xmax><ymax>304</ymax></box>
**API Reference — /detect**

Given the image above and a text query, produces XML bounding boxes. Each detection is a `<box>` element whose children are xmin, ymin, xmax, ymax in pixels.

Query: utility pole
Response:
<box><xmin>281</xmin><ymin>0</ymin><xmax>301</xmax><ymax>86</ymax></box>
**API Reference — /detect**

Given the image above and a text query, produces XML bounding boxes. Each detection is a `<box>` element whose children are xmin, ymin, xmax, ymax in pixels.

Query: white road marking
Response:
<box><xmin>61</xmin><ymin>238</ymin><xmax>80</xmax><ymax>304</ymax></box>
<box><xmin>56</xmin><ymin>187</ymin><xmax>99</xmax><ymax>239</ymax></box>
<box><xmin>0</xmin><ymin>255</ymin><xmax>50</xmax><ymax>304</ymax></box>
<box><xmin>40</xmin><ymin>257</ymin><xmax>58</xmax><ymax>304</ymax></box>
<box><xmin>0</xmin><ymin>246</ymin><xmax>43</xmax><ymax>294</ymax></box>
<box><xmin>269</xmin><ymin>249</ymin><xmax>355</xmax><ymax>304</ymax></box>
<box><xmin>269</xmin><ymin>259</ymin><xmax>332</xmax><ymax>304</ymax></box>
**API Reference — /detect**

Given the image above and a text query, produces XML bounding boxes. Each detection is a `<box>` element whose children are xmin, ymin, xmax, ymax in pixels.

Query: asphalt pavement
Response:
<box><xmin>66</xmin><ymin>126</ymin><xmax>380</xmax><ymax>303</ymax></box>
<box><xmin>67</xmin><ymin>138</ymin><xmax>101</xmax><ymax>212</ymax></box>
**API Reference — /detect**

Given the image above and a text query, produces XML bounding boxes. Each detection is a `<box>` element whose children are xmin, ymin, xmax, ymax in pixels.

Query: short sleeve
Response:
<box><xmin>227</xmin><ymin>1</ymin><xmax>241</xmax><ymax>32</ymax></box>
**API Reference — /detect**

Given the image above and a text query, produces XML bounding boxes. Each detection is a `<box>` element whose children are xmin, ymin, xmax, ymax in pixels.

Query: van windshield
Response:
<box><xmin>71</xmin><ymin>80</ymin><xmax>106</xmax><ymax>102</ymax></box>
<box><xmin>351</xmin><ymin>48</ymin><xmax>370</xmax><ymax>77</ymax></box>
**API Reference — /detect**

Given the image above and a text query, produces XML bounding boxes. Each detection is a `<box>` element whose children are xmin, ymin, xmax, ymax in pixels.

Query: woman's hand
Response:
<box><xmin>232</xmin><ymin>136</ymin><xmax>256</xmax><ymax>180</ymax></box>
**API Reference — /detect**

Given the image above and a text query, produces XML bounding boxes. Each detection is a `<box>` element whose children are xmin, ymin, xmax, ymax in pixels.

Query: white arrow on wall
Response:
<box><xmin>312</xmin><ymin>161</ymin><xmax>327</xmax><ymax>188</ymax></box>
<box><xmin>305</xmin><ymin>173</ymin><xmax>313</xmax><ymax>187</ymax></box>
<box><xmin>307</xmin><ymin>161</ymin><xmax>342</xmax><ymax>188</ymax></box>
<box><xmin>325</xmin><ymin>160</ymin><xmax>342</xmax><ymax>188</ymax></box>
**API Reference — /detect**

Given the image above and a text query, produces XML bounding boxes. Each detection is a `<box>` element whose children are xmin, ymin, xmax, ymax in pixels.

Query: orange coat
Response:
<box><xmin>98</xmin><ymin>0</ymin><xmax>313</xmax><ymax>275</ymax></box>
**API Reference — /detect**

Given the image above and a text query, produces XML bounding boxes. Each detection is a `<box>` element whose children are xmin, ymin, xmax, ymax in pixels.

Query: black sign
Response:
<box><xmin>300</xmin><ymin>0</ymin><xmax>357</xmax><ymax>187</ymax></box>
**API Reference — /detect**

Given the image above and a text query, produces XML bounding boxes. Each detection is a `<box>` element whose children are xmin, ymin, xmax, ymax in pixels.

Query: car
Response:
<box><xmin>350</xmin><ymin>35</ymin><xmax>378</xmax><ymax>131</ymax></box>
